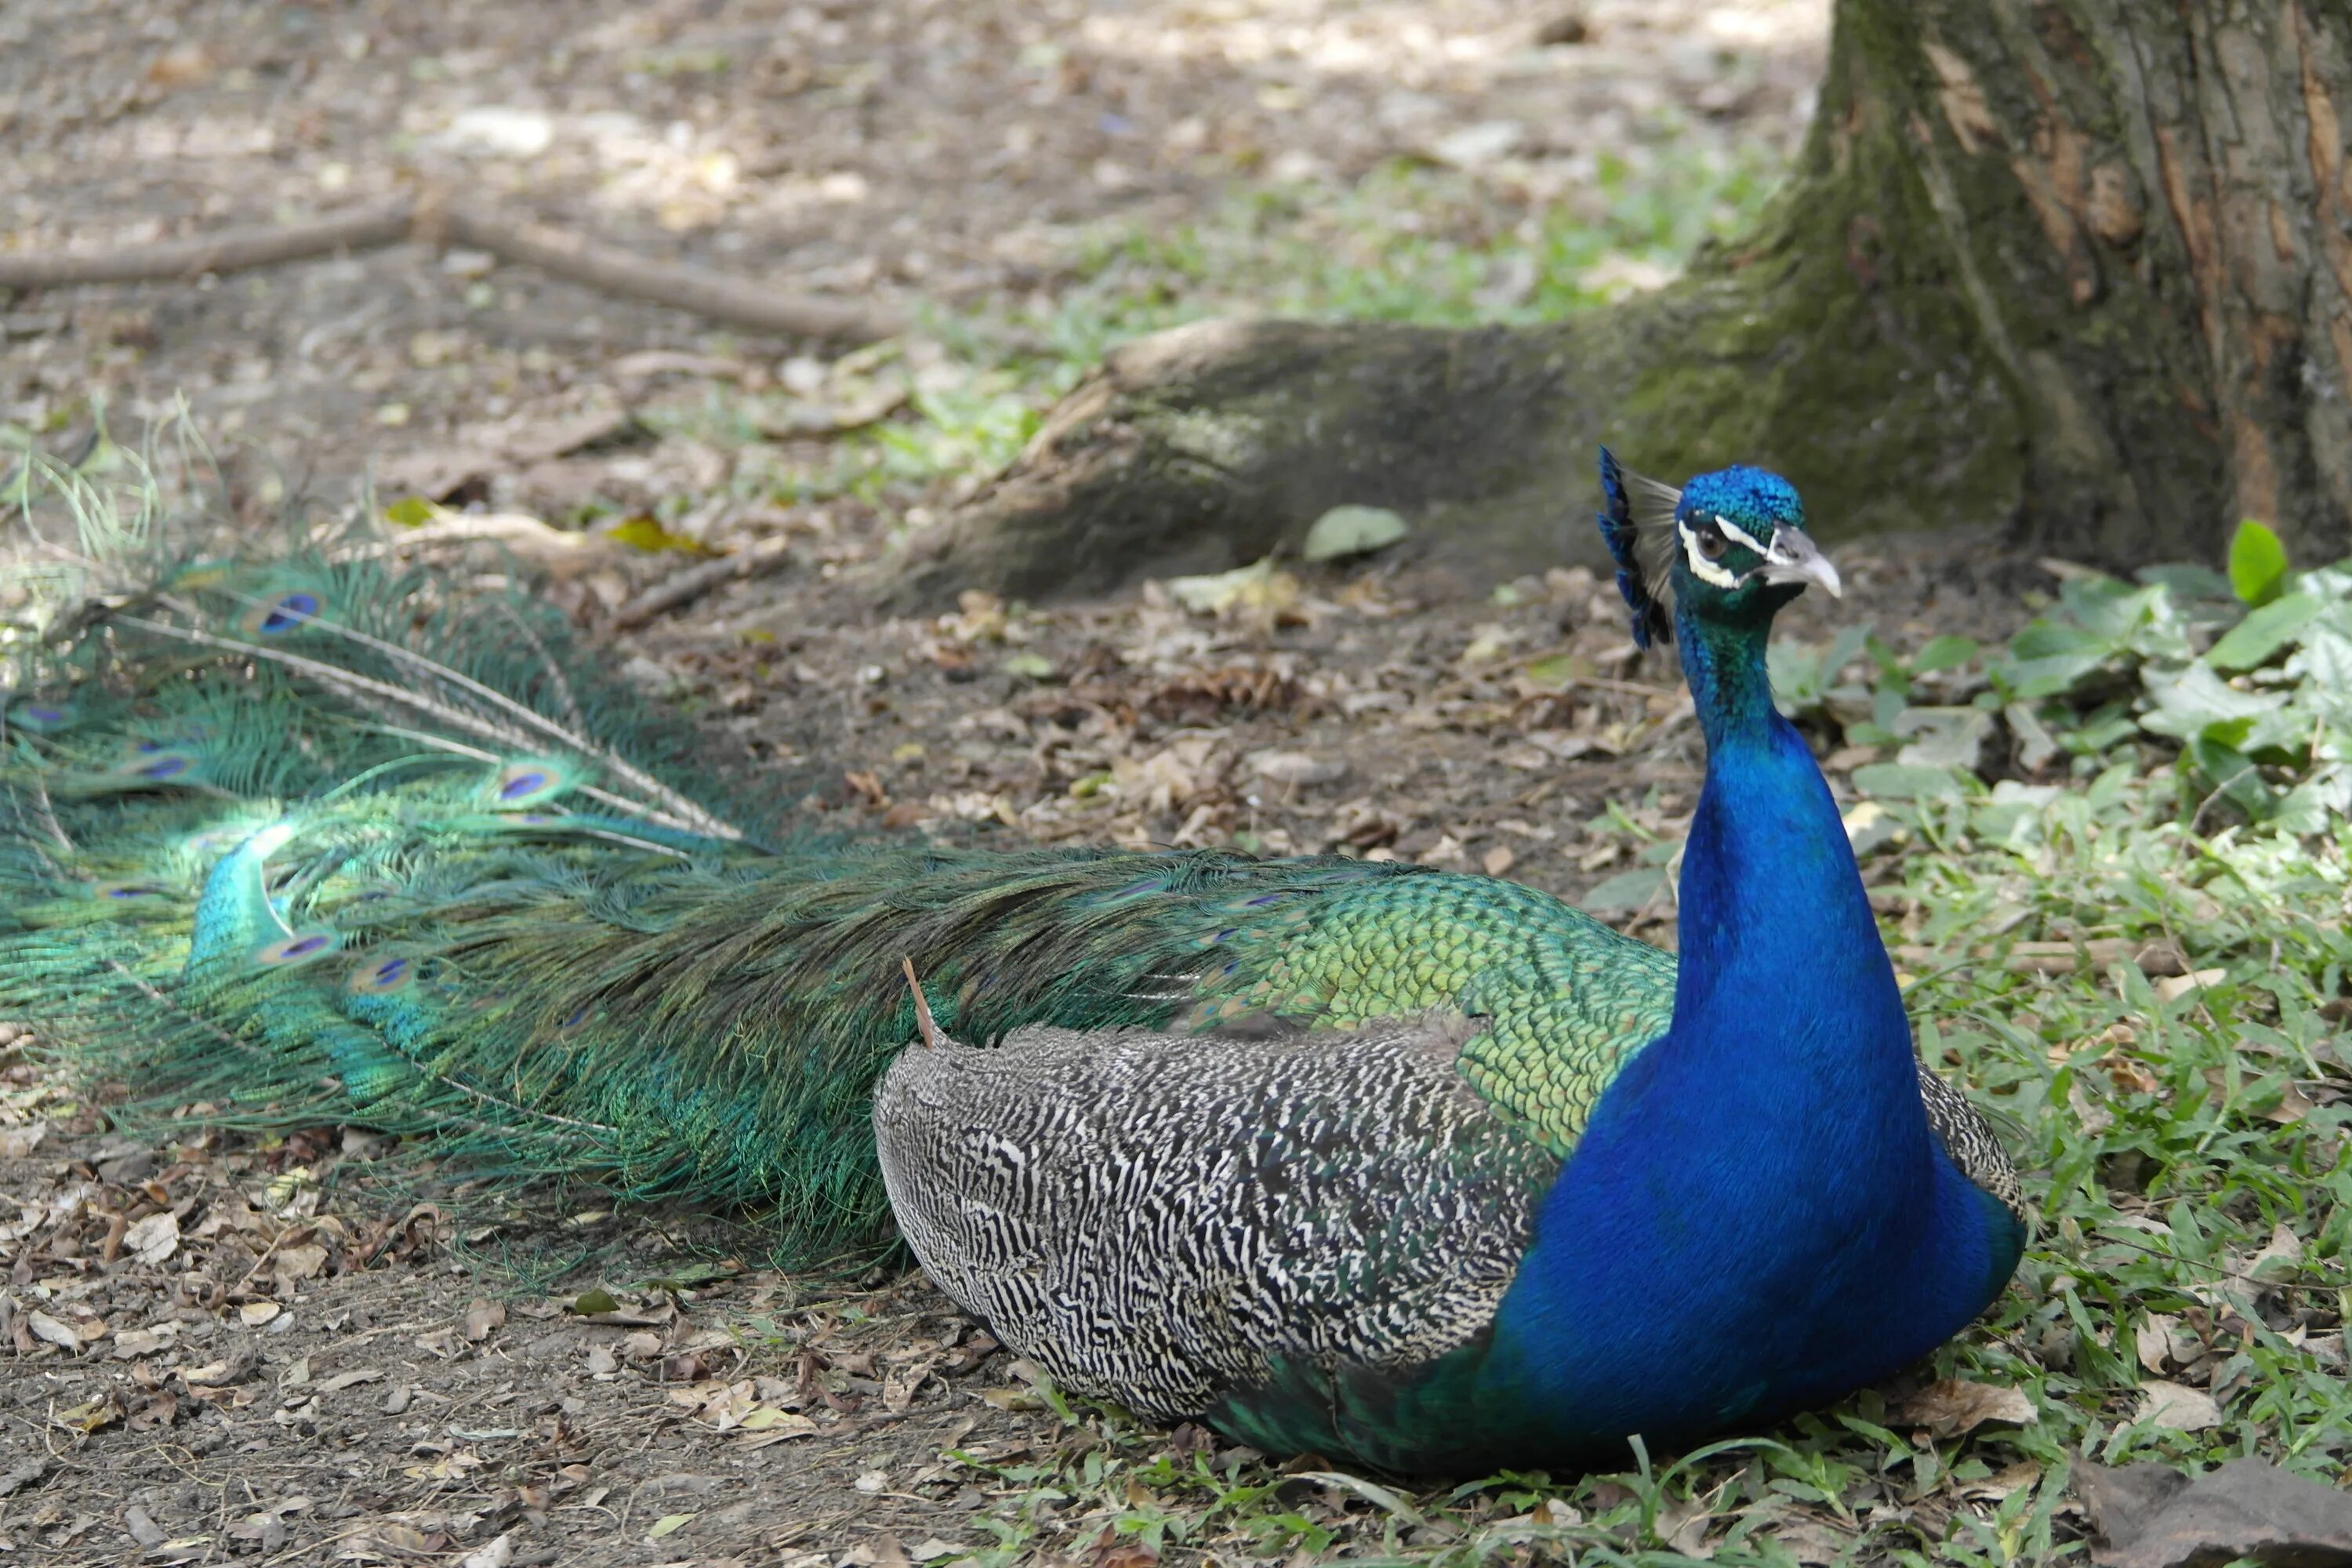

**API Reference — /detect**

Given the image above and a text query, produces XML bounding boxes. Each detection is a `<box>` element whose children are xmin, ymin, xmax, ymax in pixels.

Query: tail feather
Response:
<box><xmin>3</xmin><ymin>495</ymin><xmax>1476</xmax><ymax>1258</ymax></box>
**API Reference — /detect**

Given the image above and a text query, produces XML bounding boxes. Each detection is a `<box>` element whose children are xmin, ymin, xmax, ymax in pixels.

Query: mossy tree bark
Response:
<box><xmin>909</xmin><ymin>1</ymin><xmax>2352</xmax><ymax>602</ymax></box>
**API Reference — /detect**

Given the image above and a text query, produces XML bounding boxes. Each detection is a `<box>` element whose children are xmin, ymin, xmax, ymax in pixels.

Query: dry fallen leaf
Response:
<box><xmin>2081</xmin><ymin>1457</ymin><xmax>2352</xmax><ymax>1568</ymax></box>
<box><xmin>459</xmin><ymin>1534</ymin><xmax>516</xmax><ymax>1568</ymax></box>
<box><xmin>1894</xmin><ymin>1377</ymin><xmax>2036</xmax><ymax>1437</ymax></box>
<box><xmin>24</xmin><ymin>1312</ymin><xmax>81</xmax><ymax>1351</ymax></box>
<box><xmin>272</xmin><ymin>1243</ymin><xmax>329</xmax><ymax>1284</ymax></box>
<box><xmin>2138</xmin><ymin>1380</ymin><xmax>2222</xmax><ymax>1432</ymax></box>
<box><xmin>402</xmin><ymin>1449</ymin><xmax>486</xmax><ymax>1482</ymax></box>
<box><xmin>110</xmin><ymin>1324</ymin><xmax>176</xmax><ymax>1359</ymax></box>
<box><xmin>2154</xmin><ymin>967</ymin><xmax>2228</xmax><ymax>1002</ymax></box>
<box><xmin>463</xmin><ymin>1300</ymin><xmax>506</xmax><ymax>1342</ymax></box>
<box><xmin>123</xmin><ymin>1211</ymin><xmax>179</xmax><ymax>1267</ymax></box>
<box><xmin>1247</xmin><ymin>750</ymin><xmax>1348</xmax><ymax>789</ymax></box>
<box><xmin>2245</xmin><ymin>1223</ymin><xmax>2303</xmax><ymax>1282</ymax></box>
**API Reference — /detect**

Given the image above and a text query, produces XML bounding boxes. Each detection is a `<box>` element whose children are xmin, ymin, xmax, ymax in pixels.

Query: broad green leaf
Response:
<box><xmin>2205</xmin><ymin>592</ymin><xmax>2321</xmax><ymax>672</ymax></box>
<box><xmin>383</xmin><ymin>495</ymin><xmax>439</xmax><ymax>528</ymax></box>
<box><xmin>2227</xmin><ymin>518</ymin><xmax>2292</xmax><ymax>606</ymax></box>
<box><xmin>1998</xmin><ymin>651</ymin><xmax>2111</xmax><ymax>701</ymax></box>
<box><xmin>1580</xmin><ymin>867</ymin><xmax>1667</xmax><ymax>912</ymax></box>
<box><xmin>2140</xmin><ymin>664</ymin><xmax>2283</xmax><ymax>742</ymax></box>
<box><xmin>2187</xmin><ymin>735</ymin><xmax>2272</xmax><ymax>817</ymax></box>
<box><xmin>1911</xmin><ymin>634</ymin><xmax>1980</xmax><ymax>674</ymax></box>
<box><xmin>1893</xmin><ymin>706</ymin><xmax>1994</xmax><ymax>771</ymax></box>
<box><xmin>2004</xmin><ymin>702</ymin><xmax>2060</xmax><ymax>772</ymax></box>
<box><xmin>1852</xmin><ymin>762</ymin><xmax>1967</xmax><ymax>801</ymax></box>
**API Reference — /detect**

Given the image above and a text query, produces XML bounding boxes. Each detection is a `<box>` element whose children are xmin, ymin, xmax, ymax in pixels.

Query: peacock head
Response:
<box><xmin>1597</xmin><ymin>448</ymin><xmax>1842</xmax><ymax>648</ymax></box>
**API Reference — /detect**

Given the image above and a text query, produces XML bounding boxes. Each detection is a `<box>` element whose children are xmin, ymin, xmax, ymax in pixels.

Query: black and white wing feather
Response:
<box><xmin>871</xmin><ymin>1014</ymin><xmax>1559</xmax><ymax>1420</ymax></box>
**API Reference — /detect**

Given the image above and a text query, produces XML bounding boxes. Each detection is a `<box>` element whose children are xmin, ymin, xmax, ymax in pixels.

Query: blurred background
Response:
<box><xmin>1</xmin><ymin>0</ymin><xmax>1823</xmax><ymax>559</ymax></box>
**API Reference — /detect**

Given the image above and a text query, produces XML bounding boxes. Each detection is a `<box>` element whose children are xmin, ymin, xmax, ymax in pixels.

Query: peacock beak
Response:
<box><xmin>1758</xmin><ymin>530</ymin><xmax>1842</xmax><ymax>598</ymax></box>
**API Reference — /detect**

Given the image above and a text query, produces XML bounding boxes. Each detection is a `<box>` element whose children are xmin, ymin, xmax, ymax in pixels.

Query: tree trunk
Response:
<box><xmin>906</xmin><ymin>1</ymin><xmax>2352</xmax><ymax>603</ymax></box>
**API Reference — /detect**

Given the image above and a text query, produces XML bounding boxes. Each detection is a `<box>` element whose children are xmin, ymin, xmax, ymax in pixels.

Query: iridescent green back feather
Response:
<box><xmin>2</xmin><ymin>510</ymin><xmax>1675</xmax><ymax>1261</ymax></box>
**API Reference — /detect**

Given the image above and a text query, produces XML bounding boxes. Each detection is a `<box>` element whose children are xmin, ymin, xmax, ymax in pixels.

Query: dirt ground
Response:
<box><xmin>0</xmin><ymin>538</ymin><xmax>2030</xmax><ymax>1568</ymax></box>
<box><xmin>0</xmin><ymin>2</ymin><xmax>2072</xmax><ymax>1564</ymax></box>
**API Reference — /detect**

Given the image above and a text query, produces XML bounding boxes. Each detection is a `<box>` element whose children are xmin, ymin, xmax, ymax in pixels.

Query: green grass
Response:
<box><xmin>827</xmin><ymin>546</ymin><xmax>2352</xmax><ymax>1565</ymax></box>
<box><xmin>1038</xmin><ymin>142</ymin><xmax>1785</xmax><ymax>352</ymax></box>
<box><xmin>643</xmin><ymin>136</ymin><xmax>1788</xmax><ymax>518</ymax></box>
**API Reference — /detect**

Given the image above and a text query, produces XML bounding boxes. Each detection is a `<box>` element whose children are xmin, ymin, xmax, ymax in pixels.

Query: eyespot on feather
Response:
<box><xmin>110</xmin><ymin>746</ymin><xmax>201</xmax><ymax>782</ymax></box>
<box><xmin>238</xmin><ymin>588</ymin><xmax>325</xmax><ymax>637</ymax></box>
<box><xmin>89</xmin><ymin>881</ymin><xmax>174</xmax><ymax>902</ymax></box>
<box><xmin>487</xmin><ymin>759</ymin><xmax>579</xmax><ymax>809</ymax></box>
<box><xmin>253</xmin><ymin>930</ymin><xmax>343</xmax><ymax>967</ymax></box>
<box><xmin>547</xmin><ymin>1002</ymin><xmax>597</xmax><ymax>1037</ymax></box>
<box><xmin>5</xmin><ymin>700</ymin><xmax>74</xmax><ymax>732</ymax></box>
<box><xmin>347</xmin><ymin>953</ymin><xmax>419</xmax><ymax>994</ymax></box>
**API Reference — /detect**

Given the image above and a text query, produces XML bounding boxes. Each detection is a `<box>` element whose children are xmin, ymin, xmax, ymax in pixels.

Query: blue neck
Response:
<box><xmin>1484</xmin><ymin>604</ymin><xmax>2007</xmax><ymax>1447</ymax></box>
<box><xmin>1668</xmin><ymin>605</ymin><xmax>1898</xmax><ymax>1041</ymax></box>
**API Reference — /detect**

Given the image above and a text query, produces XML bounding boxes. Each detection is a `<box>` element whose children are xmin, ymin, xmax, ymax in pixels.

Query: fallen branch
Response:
<box><xmin>0</xmin><ymin>193</ymin><xmax>902</xmax><ymax>343</ymax></box>
<box><xmin>0</xmin><ymin>201</ymin><xmax>416</xmax><ymax>288</ymax></box>
<box><xmin>610</xmin><ymin>533</ymin><xmax>794</xmax><ymax>630</ymax></box>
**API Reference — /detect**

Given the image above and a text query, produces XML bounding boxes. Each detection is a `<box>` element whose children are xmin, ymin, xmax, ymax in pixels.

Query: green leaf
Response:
<box><xmin>1581</xmin><ymin>867</ymin><xmax>1667</xmax><ymax>912</ymax></box>
<box><xmin>647</xmin><ymin>1513</ymin><xmax>695</xmax><ymax>1539</ymax></box>
<box><xmin>2139</xmin><ymin>664</ymin><xmax>2283</xmax><ymax>743</ymax></box>
<box><xmin>570</xmin><ymin>1287</ymin><xmax>621</xmax><ymax>1316</ymax></box>
<box><xmin>383</xmin><ymin>495</ymin><xmax>439</xmax><ymax>528</ymax></box>
<box><xmin>2187</xmin><ymin>735</ymin><xmax>2272</xmax><ymax>817</ymax></box>
<box><xmin>1000</xmin><ymin>652</ymin><xmax>1057</xmax><ymax>680</ymax></box>
<box><xmin>2205</xmin><ymin>592</ymin><xmax>2321</xmax><ymax>672</ymax></box>
<box><xmin>1998</xmin><ymin>651</ymin><xmax>2111</xmax><ymax>701</ymax></box>
<box><xmin>1892</xmin><ymin>706</ymin><xmax>1993</xmax><ymax>772</ymax></box>
<box><xmin>1851</xmin><ymin>762</ymin><xmax>1966</xmax><ymax>801</ymax></box>
<box><xmin>2227</xmin><ymin>518</ymin><xmax>2292</xmax><ymax>606</ymax></box>
<box><xmin>1301</xmin><ymin>504</ymin><xmax>1409</xmax><ymax>562</ymax></box>
<box><xmin>1524</xmin><ymin>653</ymin><xmax>1584</xmax><ymax>691</ymax></box>
<box><xmin>606</xmin><ymin>514</ymin><xmax>717</xmax><ymax>555</ymax></box>
<box><xmin>1910</xmin><ymin>634</ymin><xmax>1980</xmax><ymax>675</ymax></box>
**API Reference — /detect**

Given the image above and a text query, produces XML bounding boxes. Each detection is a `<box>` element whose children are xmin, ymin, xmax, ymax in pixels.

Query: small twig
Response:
<box><xmin>608</xmin><ymin>534</ymin><xmax>792</xmax><ymax>630</ymax></box>
<box><xmin>0</xmin><ymin>202</ymin><xmax>414</xmax><ymax>288</ymax></box>
<box><xmin>0</xmin><ymin>192</ymin><xmax>903</xmax><ymax>343</ymax></box>
<box><xmin>445</xmin><ymin>205</ymin><xmax>899</xmax><ymax>342</ymax></box>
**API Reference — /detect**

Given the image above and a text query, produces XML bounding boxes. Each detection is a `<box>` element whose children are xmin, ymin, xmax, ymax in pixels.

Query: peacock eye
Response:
<box><xmin>1695</xmin><ymin>528</ymin><xmax>1730</xmax><ymax>561</ymax></box>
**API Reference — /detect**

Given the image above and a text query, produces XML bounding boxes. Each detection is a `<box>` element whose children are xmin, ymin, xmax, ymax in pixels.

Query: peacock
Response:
<box><xmin>0</xmin><ymin>451</ymin><xmax>2024</xmax><ymax>1475</ymax></box>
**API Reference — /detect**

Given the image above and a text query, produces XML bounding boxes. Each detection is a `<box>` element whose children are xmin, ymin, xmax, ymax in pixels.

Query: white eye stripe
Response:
<box><xmin>1711</xmin><ymin>514</ymin><xmax>1772</xmax><ymax>554</ymax></box>
<box><xmin>1677</xmin><ymin>521</ymin><xmax>1742</xmax><ymax>589</ymax></box>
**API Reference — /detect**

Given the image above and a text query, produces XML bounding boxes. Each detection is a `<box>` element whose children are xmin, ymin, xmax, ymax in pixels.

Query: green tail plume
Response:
<box><xmin>2</xmin><ymin>477</ymin><xmax>1670</xmax><ymax>1262</ymax></box>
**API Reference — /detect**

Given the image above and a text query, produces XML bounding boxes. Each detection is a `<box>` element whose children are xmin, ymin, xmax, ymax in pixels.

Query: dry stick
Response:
<box><xmin>608</xmin><ymin>533</ymin><xmax>793</xmax><ymax>630</ymax></box>
<box><xmin>0</xmin><ymin>194</ymin><xmax>902</xmax><ymax>343</ymax></box>
<box><xmin>0</xmin><ymin>201</ymin><xmax>416</xmax><ymax>287</ymax></box>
